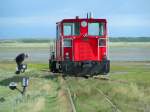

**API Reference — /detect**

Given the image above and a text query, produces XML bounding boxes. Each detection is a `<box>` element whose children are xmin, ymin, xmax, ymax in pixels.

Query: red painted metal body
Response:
<box><xmin>56</xmin><ymin>17</ymin><xmax>108</xmax><ymax>62</ymax></box>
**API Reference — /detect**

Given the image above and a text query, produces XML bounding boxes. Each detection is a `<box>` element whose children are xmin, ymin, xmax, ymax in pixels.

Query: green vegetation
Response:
<box><xmin>0</xmin><ymin>41</ymin><xmax>150</xmax><ymax>112</ymax></box>
<box><xmin>67</xmin><ymin>61</ymin><xmax>150</xmax><ymax>112</ymax></box>
<box><xmin>109</xmin><ymin>42</ymin><xmax>150</xmax><ymax>48</ymax></box>
<box><xmin>0</xmin><ymin>37</ymin><xmax>150</xmax><ymax>43</ymax></box>
<box><xmin>0</xmin><ymin>39</ymin><xmax>54</xmax><ymax>43</ymax></box>
<box><xmin>1</xmin><ymin>61</ymin><xmax>149</xmax><ymax>112</ymax></box>
<box><xmin>0</xmin><ymin>62</ymin><xmax>60</xmax><ymax>112</ymax></box>
<box><xmin>109</xmin><ymin>37</ymin><xmax>150</xmax><ymax>42</ymax></box>
<box><xmin>0</xmin><ymin>62</ymin><xmax>76</xmax><ymax>112</ymax></box>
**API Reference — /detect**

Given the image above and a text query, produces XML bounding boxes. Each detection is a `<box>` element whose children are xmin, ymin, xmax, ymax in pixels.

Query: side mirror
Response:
<box><xmin>9</xmin><ymin>82</ymin><xmax>17</xmax><ymax>90</ymax></box>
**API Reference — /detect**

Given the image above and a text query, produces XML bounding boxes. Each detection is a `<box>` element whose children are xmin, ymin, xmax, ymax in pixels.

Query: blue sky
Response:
<box><xmin>0</xmin><ymin>0</ymin><xmax>150</xmax><ymax>39</ymax></box>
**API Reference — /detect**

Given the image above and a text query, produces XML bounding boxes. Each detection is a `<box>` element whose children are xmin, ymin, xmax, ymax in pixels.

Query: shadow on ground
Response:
<box><xmin>41</xmin><ymin>73</ymin><xmax>58</xmax><ymax>80</ymax></box>
<box><xmin>0</xmin><ymin>75</ymin><xmax>26</xmax><ymax>86</ymax></box>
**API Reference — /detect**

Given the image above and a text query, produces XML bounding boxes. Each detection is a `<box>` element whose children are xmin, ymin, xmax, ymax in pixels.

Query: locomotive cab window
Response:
<box><xmin>63</xmin><ymin>22</ymin><xmax>80</xmax><ymax>36</ymax></box>
<box><xmin>56</xmin><ymin>25</ymin><xmax>60</xmax><ymax>40</ymax></box>
<box><xmin>88</xmin><ymin>23</ymin><xmax>104</xmax><ymax>36</ymax></box>
<box><xmin>64</xmin><ymin>39</ymin><xmax>72</xmax><ymax>47</ymax></box>
<box><xmin>99</xmin><ymin>38</ymin><xmax>106</xmax><ymax>47</ymax></box>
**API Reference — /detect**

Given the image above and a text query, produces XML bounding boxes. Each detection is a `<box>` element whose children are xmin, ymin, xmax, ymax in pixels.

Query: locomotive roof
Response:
<box><xmin>57</xmin><ymin>18</ymin><xmax>107</xmax><ymax>24</ymax></box>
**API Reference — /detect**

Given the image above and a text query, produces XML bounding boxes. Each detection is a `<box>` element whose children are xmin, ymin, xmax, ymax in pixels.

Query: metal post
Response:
<box><xmin>22</xmin><ymin>77</ymin><xmax>29</xmax><ymax>95</ymax></box>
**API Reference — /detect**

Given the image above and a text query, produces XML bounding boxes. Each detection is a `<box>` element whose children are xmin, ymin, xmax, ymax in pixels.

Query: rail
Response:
<box><xmin>67</xmin><ymin>87</ymin><xmax>77</xmax><ymax>112</ymax></box>
<box><xmin>96</xmin><ymin>88</ymin><xmax>121</xmax><ymax>112</ymax></box>
<box><xmin>54</xmin><ymin>73</ymin><xmax>129</xmax><ymax>112</ymax></box>
<box><xmin>61</xmin><ymin>75</ymin><xmax>77</xmax><ymax>112</ymax></box>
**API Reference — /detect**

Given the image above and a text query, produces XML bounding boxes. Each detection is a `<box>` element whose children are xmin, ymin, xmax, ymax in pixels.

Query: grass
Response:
<box><xmin>0</xmin><ymin>62</ymin><xmax>75</xmax><ymax>112</ymax></box>
<box><xmin>109</xmin><ymin>42</ymin><xmax>150</xmax><ymax>47</ymax></box>
<box><xmin>0</xmin><ymin>43</ymin><xmax>49</xmax><ymax>48</ymax></box>
<box><xmin>66</xmin><ymin>61</ymin><xmax>150</xmax><ymax>112</ymax></box>
<box><xmin>0</xmin><ymin>62</ymin><xmax>60</xmax><ymax>112</ymax></box>
<box><xmin>0</xmin><ymin>42</ymin><xmax>150</xmax><ymax>112</ymax></box>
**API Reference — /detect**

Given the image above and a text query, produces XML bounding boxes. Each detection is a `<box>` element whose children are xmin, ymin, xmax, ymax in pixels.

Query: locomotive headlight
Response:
<box><xmin>65</xmin><ymin>52</ymin><xmax>70</xmax><ymax>60</ymax></box>
<box><xmin>65</xmin><ymin>52</ymin><xmax>69</xmax><ymax>56</ymax></box>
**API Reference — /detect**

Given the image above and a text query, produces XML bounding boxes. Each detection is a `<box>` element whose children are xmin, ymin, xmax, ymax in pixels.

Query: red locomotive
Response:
<box><xmin>49</xmin><ymin>15</ymin><xmax>110</xmax><ymax>76</ymax></box>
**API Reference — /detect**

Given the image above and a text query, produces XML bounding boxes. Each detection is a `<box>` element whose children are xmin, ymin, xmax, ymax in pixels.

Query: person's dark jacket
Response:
<box><xmin>15</xmin><ymin>53</ymin><xmax>26</xmax><ymax>64</ymax></box>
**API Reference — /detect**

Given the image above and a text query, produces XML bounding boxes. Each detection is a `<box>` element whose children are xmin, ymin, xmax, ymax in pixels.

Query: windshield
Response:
<box><xmin>63</xmin><ymin>22</ymin><xmax>80</xmax><ymax>36</ymax></box>
<box><xmin>88</xmin><ymin>23</ymin><xmax>104</xmax><ymax>36</ymax></box>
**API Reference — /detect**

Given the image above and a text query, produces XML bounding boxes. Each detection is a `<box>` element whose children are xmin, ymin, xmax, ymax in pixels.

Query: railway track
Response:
<box><xmin>93</xmin><ymin>76</ymin><xmax>129</xmax><ymax>112</ymax></box>
<box><xmin>93</xmin><ymin>75</ymin><xmax>129</xmax><ymax>84</ymax></box>
<box><xmin>66</xmin><ymin>87</ymin><xmax>77</xmax><ymax>112</ymax></box>
<box><xmin>96</xmin><ymin>88</ymin><xmax>121</xmax><ymax>112</ymax></box>
<box><xmin>59</xmin><ymin>74</ymin><xmax>77</xmax><ymax>112</ymax></box>
<box><xmin>55</xmin><ymin>73</ymin><xmax>130</xmax><ymax>112</ymax></box>
<box><xmin>61</xmin><ymin>75</ymin><xmax>123</xmax><ymax>112</ymax></box>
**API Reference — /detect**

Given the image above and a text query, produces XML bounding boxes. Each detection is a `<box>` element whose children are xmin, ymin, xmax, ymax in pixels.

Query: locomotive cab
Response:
<box><xmin>50</xmin><ymin>16</ymin><xmax>110</xmax><ymax>76</ymax></box>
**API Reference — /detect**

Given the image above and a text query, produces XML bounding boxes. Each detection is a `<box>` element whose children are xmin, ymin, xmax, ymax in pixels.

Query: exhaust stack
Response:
<box><xmin>87</xmin><ymin>12</ymin><xmax>93</xmax><ymax>19</ymax></box>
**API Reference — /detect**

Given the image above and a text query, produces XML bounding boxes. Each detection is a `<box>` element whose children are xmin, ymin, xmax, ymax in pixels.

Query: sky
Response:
<box><xmin>0</xmin><ymin>0</ymin><xmax>150</xmax><ymax>39</ymax></box>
